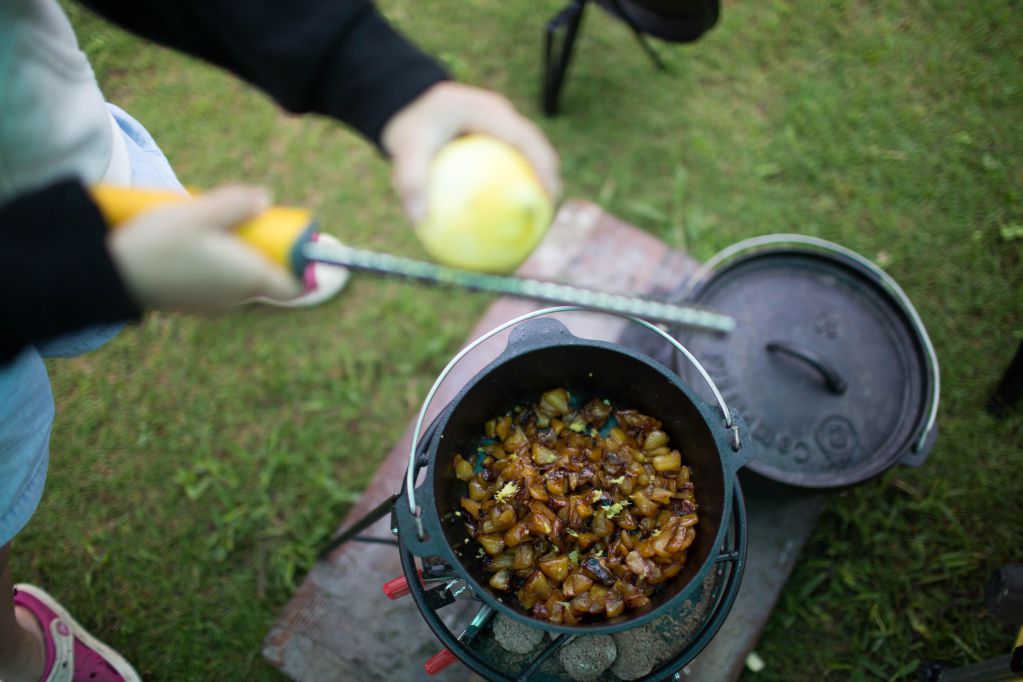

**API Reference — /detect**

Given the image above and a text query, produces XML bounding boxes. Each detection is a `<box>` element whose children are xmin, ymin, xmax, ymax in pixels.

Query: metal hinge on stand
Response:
<box><xmin>543</xmin><ymin>0</ymin><xmax>666</xmax><ymax>115</ymax></box>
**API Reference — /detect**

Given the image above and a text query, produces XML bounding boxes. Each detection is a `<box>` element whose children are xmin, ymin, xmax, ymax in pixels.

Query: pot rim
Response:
<box><xmin>396</xmin><ymin>312</ymin><xmax>755</xmax><ymax>635</ymax></box>
<box><xmin>405</xmin><ymin>307</ymin><xmax>743</xmax><ymax>521</ymax></box>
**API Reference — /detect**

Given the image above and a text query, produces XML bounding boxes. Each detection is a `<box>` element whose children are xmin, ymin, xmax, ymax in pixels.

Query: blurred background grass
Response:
<box><xmin>13</xmin><ymin>0</ymin><xmax>1021</xmax><ymax>679</ymax></box>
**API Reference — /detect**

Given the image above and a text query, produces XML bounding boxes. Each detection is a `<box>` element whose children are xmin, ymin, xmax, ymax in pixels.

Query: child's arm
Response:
<box><xmin>77</xmin><ymin>0</ymin><xmax>448</xmax><ymax>147</ymax></box>
<box><xmin>1</xmin><ymin>180</ymin><xmax>301</xmax><ymax>365</ymax></box>
<box><xmin>76</xmin><ymin>0</ymin><xmax>560</xmax><ymax>216</ymax></box>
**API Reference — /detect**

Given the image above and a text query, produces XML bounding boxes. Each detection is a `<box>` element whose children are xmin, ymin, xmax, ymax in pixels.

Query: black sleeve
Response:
<box><xmin>0</xmin><ymin>179</ymin><xmax>141</xmax><ymax>366</ymax></box>
<box><xmin>78</xmin><ymin>0</ymin><xmax>449</xmax><ymax>146</ymax></box>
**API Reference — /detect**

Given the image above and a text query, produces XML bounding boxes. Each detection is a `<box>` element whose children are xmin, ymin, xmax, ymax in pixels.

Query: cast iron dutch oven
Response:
<box><xmin>395</xmin><ymin>314</ymin><xmax>755</xmax><ymax>635</ymax></box>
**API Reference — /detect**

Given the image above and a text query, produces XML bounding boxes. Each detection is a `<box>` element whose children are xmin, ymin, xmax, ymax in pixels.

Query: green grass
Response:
<box><xmin>10</xmin><ymin>0</ymin><xmax>1020</xmax><ymax>679</ymax></box>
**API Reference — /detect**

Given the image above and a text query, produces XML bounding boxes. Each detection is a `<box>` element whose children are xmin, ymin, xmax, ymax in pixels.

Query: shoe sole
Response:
<box><xmin>248</xmin><ymin>233</ymin><xmax>350</xmax><ymax>308</ymax></box>
<box><xmin>15</xmin><ymin>583</ymin><xmax>142</xmax><ymax>682</ymax></box>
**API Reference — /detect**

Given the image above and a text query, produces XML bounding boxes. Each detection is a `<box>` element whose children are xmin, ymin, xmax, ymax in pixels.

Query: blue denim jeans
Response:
<box><xmin>0</xmin><ymin>104</ymin><xmax>184</xmax><ymax>546</ymax></box>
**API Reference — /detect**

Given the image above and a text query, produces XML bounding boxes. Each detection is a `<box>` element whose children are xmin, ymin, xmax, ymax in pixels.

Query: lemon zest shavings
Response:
<box><xmin>495</xmin><ymin>481</ymin><xmax>519</xmax><ymax>502</ymax></box>
<box><xmin>605</xmin><ymin>499</ymin><xmax>631</xmax><ymax>519</ymax></box>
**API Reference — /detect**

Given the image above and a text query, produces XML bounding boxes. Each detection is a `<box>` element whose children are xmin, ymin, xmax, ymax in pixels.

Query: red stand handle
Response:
<box><xmin>424</xmin><ymin>648</ymin><xmax>458</xmax><ymax>675</ymax></box>
<box><xmin>382</xmin><ymin>568</ymin><xmax>423</xmax><ymax>600</ymax></box>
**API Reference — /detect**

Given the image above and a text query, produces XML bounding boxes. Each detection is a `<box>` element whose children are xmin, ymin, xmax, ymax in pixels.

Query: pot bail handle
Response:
<box><xmin>766</xmin><ymin>341</ymin><xmax>848</xmax><ymax>395</ymax></box>
<box><xmin>405</xmin><ymin>306</ymin><xmax>742</xmax><ymax>540</ymax></box>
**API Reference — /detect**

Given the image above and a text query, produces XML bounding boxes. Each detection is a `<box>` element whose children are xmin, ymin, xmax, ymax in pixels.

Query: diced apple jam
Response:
<box><xmin>452</xmin><ymin>389</ymin><xmax>698</xmax><ymax>624</ymax></box>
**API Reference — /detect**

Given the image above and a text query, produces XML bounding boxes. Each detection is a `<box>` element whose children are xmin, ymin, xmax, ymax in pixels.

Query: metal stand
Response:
<box><xmin>988</xmin><ymin>340</ymin><xmax>1022</xmax><ymax>417</ymax></box>
<box><xmin>316</xmin><ymin>403</ymin><xmax>746</xmax><ymax>681</ymax></box>
<box><xmin>920</xmin><ymin>565</ymin><xmax>1023</xmax><ymax>682</ymax></box>
<box><xmin>317</xmin><ymin>494</ymin><xmax>399</xmax><ymax>560</ymax></box>
<box><xmin>317</xmin><ymin>419</ymin><xmax>442</xmax><ymax>560</ymax></box>
<box><xmin>397</xmin><ymin>485</ymin><xmax>748</xmax><ymax>682</ymax></box>
<box><xmin>543</xmin><ymin>0</ymin><xmax>666</xmax><ymax>115</ymax></box>
<box><xmin>920</xmin><ymin>651</ymin><xmax>1023</xmax><ymax>682</ymax></box>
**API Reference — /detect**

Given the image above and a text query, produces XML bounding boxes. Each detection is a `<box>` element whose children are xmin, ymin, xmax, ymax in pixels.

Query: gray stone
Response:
<box><xmin>559</xmin><ymin>634</ymin><xmax>617</xmax><ymax>682</ymax></box>
<box><xmin>492</xmin><ymin>614</ymin><xmax>545</xmax><ymax>654</ymax></box>
<box><xmin>610</xmin><ymin>624</ymin><xmax>662</xmax><ymax>680</ymax></box>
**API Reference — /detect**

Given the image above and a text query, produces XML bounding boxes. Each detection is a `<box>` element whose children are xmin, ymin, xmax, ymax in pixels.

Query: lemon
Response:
<box><xmin>417</xmin><ymin>135</ymin><xmax>554</xmax><ymax>274</ymax></box>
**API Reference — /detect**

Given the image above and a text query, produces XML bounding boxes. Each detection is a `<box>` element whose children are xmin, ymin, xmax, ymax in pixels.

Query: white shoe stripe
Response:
<box><xmin>45</xmin><ymin>619</ymin><xmax>74</xmax><ymax>682</ymax></box>
<box><xmin>15</xmin><ymin>584</ymin><xmax>141</xmax><ymax>682</ymax></box>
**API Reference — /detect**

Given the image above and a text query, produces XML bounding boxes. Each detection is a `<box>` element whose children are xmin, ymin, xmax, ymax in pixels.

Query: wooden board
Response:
<box><xmin>263</xmin><ymin>201</ymin><xmax>824</xmax><ymax>681</ymax></box>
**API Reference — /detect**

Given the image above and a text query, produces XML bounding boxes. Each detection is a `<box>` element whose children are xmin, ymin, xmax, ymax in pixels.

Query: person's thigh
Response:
<box><xmin>108</xmin><ymin>103</ymin><xmax>185</xmax><ymax>193</ymax></box>
<box><xmin>0</xmin><ymin>351</ymin><xmax>53</xmax><ymax>548</ymax></box>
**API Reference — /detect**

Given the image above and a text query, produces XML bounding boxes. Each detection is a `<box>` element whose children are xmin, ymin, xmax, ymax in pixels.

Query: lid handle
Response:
<box><xmin>766</xmin><ymin>341</ymin><xmax>848</xmax><ymax>395</ymax></box>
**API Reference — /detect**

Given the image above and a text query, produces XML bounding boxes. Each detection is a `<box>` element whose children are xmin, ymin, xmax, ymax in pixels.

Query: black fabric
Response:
<box><xmin>2</xmin><ymin>2</ymin><xmax>448</xmax><ymax>363</ymax></box>
<box><xmin>596</xmin><ymin>0</ymin><xmax>720</xmax><ymax>43</ymax></box>
<box><xmin>0</xmin><ymin>180</ymin><xmax>141</xmax><ymax>365</ymax></box>
<box><xmin>78</xmin><ymin>0</ymin><xmax>449</xmax><ymax>145</ymax></box>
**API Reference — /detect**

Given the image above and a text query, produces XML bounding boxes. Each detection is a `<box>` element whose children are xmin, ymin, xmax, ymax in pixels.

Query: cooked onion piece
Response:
<box><xmin>452</xmin><ymin>389</ymin><xmax>698</xmax><ymax>624</ymax></box>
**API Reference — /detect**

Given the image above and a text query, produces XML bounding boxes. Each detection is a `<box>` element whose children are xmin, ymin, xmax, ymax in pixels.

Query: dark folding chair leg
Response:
<box><xmin>603</xmin><ymin>0</ymin><xmax>668</xmax><ymax>71</ymax></box>
<box><xmin>988</xmin><ymin>340</ymin><xmax>1023</xmax><ymax>417</ymax></box>
<box><xmin>543</xmin><ymin>0</ymin><xmax>588</xmax><ymax>116</ymax></box>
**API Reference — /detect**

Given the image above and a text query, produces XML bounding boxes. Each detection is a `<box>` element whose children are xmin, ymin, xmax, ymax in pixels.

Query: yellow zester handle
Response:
<box><xmin>91</xmin><ymin>185</ymin><xmax>314</xmax><ymax>277</ymax></box>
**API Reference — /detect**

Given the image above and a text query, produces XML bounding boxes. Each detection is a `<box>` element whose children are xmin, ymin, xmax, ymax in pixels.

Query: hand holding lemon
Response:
<box><xmin>417</xmin><ymin>135</ymin><xmax>553</xmax><ymax>273</ymax></box>
<box><xmin>382</xmin><ymin>82</ymin><xmax>560</xmax><ymax>274</ymax></box>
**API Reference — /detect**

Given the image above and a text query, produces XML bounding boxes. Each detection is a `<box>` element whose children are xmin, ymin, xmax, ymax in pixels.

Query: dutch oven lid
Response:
<box><xmin>674</xmin><ymin>235</ymin><xmax>940</xmax><ymax>488</ymax></box>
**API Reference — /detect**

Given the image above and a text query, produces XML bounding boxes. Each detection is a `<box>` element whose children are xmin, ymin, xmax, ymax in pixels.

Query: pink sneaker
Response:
<box><xmin>13</xmin><ymin>584</ymin><xmax>140</xmax><ymax>682</ymax></box>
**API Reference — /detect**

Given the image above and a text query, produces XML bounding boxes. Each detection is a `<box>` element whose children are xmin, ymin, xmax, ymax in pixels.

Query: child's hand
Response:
<box><xmin>106</xmin><ymin>185</ymin><xmax>302</xmax><ymax>312</ymax></box>
<box><xmin>380</xmin><ymin>82</ymin><xmax>561</xmax><ymax>223</ymax></box>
